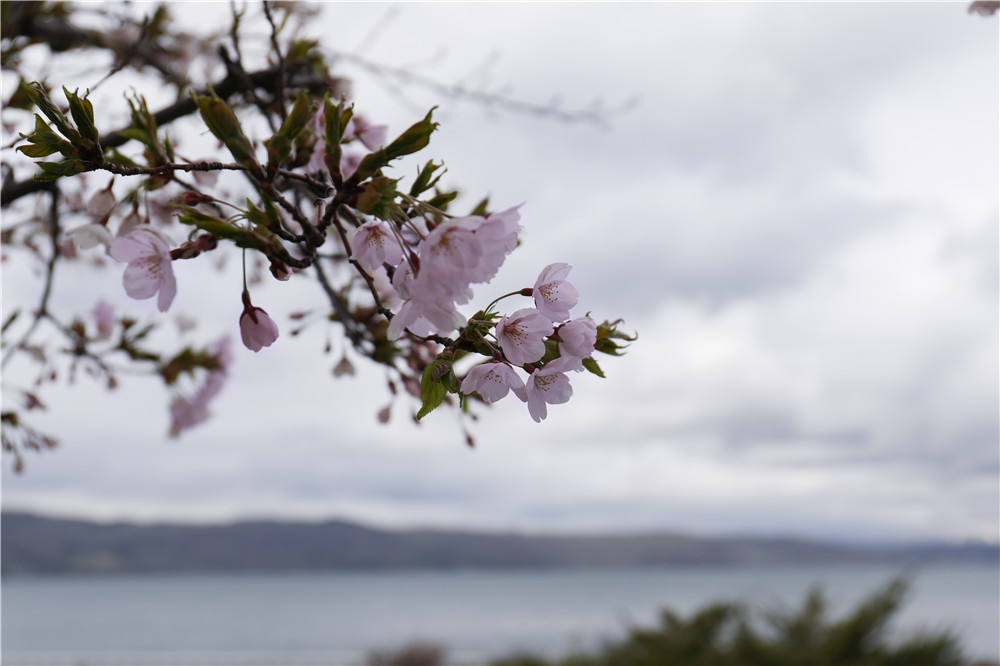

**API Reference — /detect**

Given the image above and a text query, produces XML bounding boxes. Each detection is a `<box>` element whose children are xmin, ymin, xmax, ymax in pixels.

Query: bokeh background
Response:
<box><xmin>2</xmin><ymin>2</ymin><xmax>997</xmax><ymax>546</ymax></box>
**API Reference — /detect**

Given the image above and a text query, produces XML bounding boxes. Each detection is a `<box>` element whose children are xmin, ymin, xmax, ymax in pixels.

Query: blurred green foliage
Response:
<box><xmin>490</xmin><ymin>578</ymin><xmax>968</xmax><ymax>666</ymax></box>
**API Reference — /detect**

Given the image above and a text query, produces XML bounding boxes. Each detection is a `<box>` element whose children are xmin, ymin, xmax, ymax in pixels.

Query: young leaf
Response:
<box><xmin>191</xmin><ymin>92</ymin><xmax>260</xmax><ymax>173</ymax></box>
<box><xmin>582</xmin><ymin>356</ymin><xmax>606</xmax><ymax>378</ymax></box>
<box><xmin>416</xmin><ymin>363</ymin><xmax>448</xmax><ymax>420</ymax></box>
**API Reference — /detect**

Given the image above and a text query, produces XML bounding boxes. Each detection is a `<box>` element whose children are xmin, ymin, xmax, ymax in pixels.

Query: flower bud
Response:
<box><xmin>181</xmin><ymin>191</ymin><xmax>214</xmax><ymax>206</ymax></box>
<box><xmin>239</xmin><ymin>291</ymin><xmax>279</xmax><ymax>352</ymax></box>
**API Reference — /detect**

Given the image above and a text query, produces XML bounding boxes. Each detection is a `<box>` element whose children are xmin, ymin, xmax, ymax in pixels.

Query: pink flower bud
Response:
<box><xmin>239</xmin><ymin>292</ymin><xmax>279</xmax><ymax>352</ymax></box>
<box><xmin>181</xmin><ymin>191</ymin><xmax>214</xmax><ymax>206</ymax></box>
<box><xmin>558</xmin><ymin>317</ymin><xmax>597</xmax><ymax>360</ymax></box>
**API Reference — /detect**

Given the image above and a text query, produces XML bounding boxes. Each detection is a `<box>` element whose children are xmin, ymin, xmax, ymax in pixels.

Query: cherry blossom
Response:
<box><xmin>306</xmin><ymin>107</ymin><xmax>328</xmax><ymax>176</ymax></box>
<box><xmin>558</xmin><ymin>316</ymin><xmax>597</xmax><ymax>360</ymax></box>
<box><xmin>420</xmin><ymin>218</ymin><xmax>483</xmax><ymax>280</ymax></box>
<box><xmin>66</xmin><ymin>223</ymin><xmax>113</xmax><ymax>251</ymax></box>
<box><xmin>169</xmin><ymin>337</ymin><xmax>232</xmax><ymax>437</ymax></box>
<box><xmin>93</xmin><ymin>300</ymin><xmax>115</xmax><ymax>340</ymax></box>
<box><xmin>348</xmin><ymin>217</ymin><xmax>404</xmax><ymax>271</ymax></box>
<box><xmin>108</xmin><ymin>227</ymin><xmax>177</xmax><ymax>312</ymax></box>
<box><xmin>461</xmin><ymin>362</ymin><xmax>527</xmax><ymax>404</ymax></box>
<box><xmin>524</xmin><ymin>356</ymin><xmax>578</xmax><ymax>422</ymax></box>
<box><xmin>496</xmin><ymin>308</ymin><xmax>553</xmax><ymax>366</ymax></box>
<box><xmin>467</xmin><ymin>207</ymin><xmax>522</xmax><ymax>283</ymax></box>
<box><xmin>533</xmin><ymin>262</ymin><xmax>579</xmax><ymax>322</ymax></box>
<box><xmin>239</xmin><ymin>292</ymin><xmax>279</xmax><ymax>352</ymax></box>
<box><xmin>347</xmin><ymin>116</ymin><xmax>388</xmax><ymax>151</ymax></box>
<box><xmin>340</xmin><ymin>151</ymin><xmax>363</xmax><ymax>179</ymax></box>
<box><xmin>387</xmin><ymin>296</ymin><xmax>464</xmax><ymax>340</ymax></box>
<box><xmin>86</xmin><ymin>185</ymin><xmax>116</xmax><ymax>223</ymax></box>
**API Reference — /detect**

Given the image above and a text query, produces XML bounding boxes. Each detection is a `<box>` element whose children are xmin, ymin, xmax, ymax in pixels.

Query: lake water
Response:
<box><xmin>2</xmin><ymin>563</ymin><xmax>997</xmax><ymax>665</ymax></box>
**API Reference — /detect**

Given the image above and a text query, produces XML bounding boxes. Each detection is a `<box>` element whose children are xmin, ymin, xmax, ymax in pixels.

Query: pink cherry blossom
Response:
<box><xmin>306</xmin><ymin>108</ymin><xmax>329</xmax><ymax>176</ymax></box>
<box><xmin>386</xmin><ymin>296</ymin><xmax>464</xmax><ymax>340</ymax></box>
<box><xmin>109</xmin><ymin>227</ymin><xmax>177</xmax><ymax>312</ymax></box>
<box><xmin>93</xmin><ymin>300</ymin><xmax>115</xmax><ymax>340</ymax></box>
<box><xmin>558</xmin><ymin>317</ymin><xmax>597</xmax><ymax>359</ymax></box>
<box><xmin>348</xmin><ymin>218</ymin><xmax>404</xmax><ymax>271</ymax></box>
<box><xmin>465</xmin><ymin>207</ymin><xmax>522</xmax><ymax>283</ymax></box>
<box><xmin>66</xmin><ymin>223</ymin><xmax>113</xmax><ymax>251</ymax></box>
<box><xmin>419</xmin><ymin>218</ymin><xmax>483</xmax><ymax>280</ymax></box>
<box><xmin>525</xmin><ymin>356</ymin><xmax>578</xmax><ymax>422</ymax></box>
<box><xmin>340</xmin><ymin>151</ymin><xmax>362</xmax><ymax>179</ymax></box>
<box><xmin>533</xmin><ymin>262</ymin><xmax>579</xmax><ymax>322</ymax></box>
<box><xmin>461</xmin><ymin>362</ymin><xmax>527</xmax><ymax>404</ymax></box>
<box><xmin>169</xmin><ymin>337</ymin><xmax>232</xmax><ymax>437</ymax></box>
<box><xmin>347</xmin><ymin>116</ymin><xmax>388</xmax><ymax>151</ymax></box>
<box><xmin>86</xmin><ymin>185</ymin><xmax>116</xmax><ymax>223</ymax></box>
<box><xmin>496</xmin><ymin>308</ymin><xmax>554</xmax><ymax>366</ymax></box>
<box><xmin>116</xmin><ymin>208</ymin><xmax>145</xmax><ymax>238</ymax></box>
<box><xmin>239</xmin><ymin>294</ymin><xmax>280</xmax><ymax>352</ymax></box>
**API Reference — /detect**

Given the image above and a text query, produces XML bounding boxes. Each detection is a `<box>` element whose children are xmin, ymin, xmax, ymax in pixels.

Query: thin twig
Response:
<box><xmin>262</xmin><ymin>1</ymin><xmax>287</xmax><ymax>122</ymax></box>
<box><xmin>2</xmin><ymin>188</ymin><xmax>61</xmax><ymax>370</ymax></box>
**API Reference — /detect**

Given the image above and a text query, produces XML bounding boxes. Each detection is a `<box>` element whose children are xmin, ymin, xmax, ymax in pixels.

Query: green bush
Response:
<box><xmin>491</xmin><ymin>578</ymin><xmax>965</xmax><ymax>666</ymax></box>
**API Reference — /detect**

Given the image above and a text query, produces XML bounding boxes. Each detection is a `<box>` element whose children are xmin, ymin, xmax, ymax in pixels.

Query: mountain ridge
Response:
<box><xmin>2</xmin><ymin>511</ymin><xmax>996</xmax><ymax>575</ymax></box>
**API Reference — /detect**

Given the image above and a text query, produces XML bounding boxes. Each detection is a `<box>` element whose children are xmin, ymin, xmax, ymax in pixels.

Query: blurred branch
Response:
<box><xmin>968</xmin><ymin>1</ymin><xmax>1000</xmax><ymax>16</ymax></box>
<box><xmin>330</xmin><ymin>50</ymin><xmax>640</xmax><ymax>128</ymax></box>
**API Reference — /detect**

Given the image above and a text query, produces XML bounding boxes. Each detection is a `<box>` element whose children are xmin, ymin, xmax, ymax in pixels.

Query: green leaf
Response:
<box><xmin>322</xmin><ymin>97</ymin><xmax>352</xmax><ymax>177</ymax></box>
<box><xmin>64</xmin><ymin>87</ymin><xmax>99</xmax><ymax>144</ymax></box>
<box><xmin>21</xmin><ymin>81</ymin><xmax>79</xmax><ymax>142</ymax></box>
<box><xmin>16</xmin><ymin>114</ymin><xmax>73</xmax><ymax>158</ymax></box>
<box><xmin>416</xmin><ymin>362</ymin><xmax>448</xmax><ymax>420</ymax></box>
<box><xmin>17</xmin><ymin>142</ymin><xmax>63</xmax><ymax>158</ymax></box>
<box><xmin>123</xmin><ymin>94</ymin><xmax>165</xmax><ymax>162</ymax></box>
<box><xmin>191</xmin><ymin>92</ymin><xmax>260</xmax><ymax>172</ymax></box>
<box><xmin>595</xmin><ymin>319</ymin><xmax>637</xmax><ymax>356</ymax></box>
<box><xmin>582</xmin><ymin>356</ymin><xmax>606</xmax><ymax>378</ymax></box>
<box><xmin>469</xmin><ymin>197</ymin><xmax>490</xmax><ymax>217</ymax></box>
<box><xmin>266</xmin><ymin>90</ymin><xmax>313</xmax><ymax>168</ymax></box>
<box><xmin>176</xmin><ymin>207</ymin><xmax>245</xmax><ymax>240</ymax></box>
<box><xmin>33</xmin><ymin>159</ymin><xmax>86</xmax><ymax>182</ymax></box>
<box><xmin>384</xmin><ymin>107</ymin><xmax>438</xmax><ymax>160</ymax></box>
<box><xmin>354</xmin><ymin>176</ymin><xmax>401</xmax><ymax>218</ymax></box>
<box><xmin>425</xmin><ymin>189</ymin><xmax>458</xmax><ymax>211</ymax></box>
<box><xmin>408</xmin><ymin>159</ymin><xmax>445</xmax><ymax>198</ymax></box>
<box><xmin>350</xmin><ymin>108</ymin><xmax>438</xmax><ymax>184</ymax></box>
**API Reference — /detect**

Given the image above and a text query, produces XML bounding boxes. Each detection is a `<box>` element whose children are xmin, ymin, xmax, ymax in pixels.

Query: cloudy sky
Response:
<box><xmin>2</xmin><ymin>2</ymin><xmax>997</xmax><ymax>544</ymax></box>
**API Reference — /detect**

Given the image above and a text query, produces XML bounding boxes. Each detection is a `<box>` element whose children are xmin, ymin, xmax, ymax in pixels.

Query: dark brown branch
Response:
<box><xmin>313</xmin><ymin>258</ymin><xmax>363</xmax><ymax>345</ymax></box>
<box><xmin>2</xmin><ymin>63</ymin><xmax>335</xmax><ymax>208</ymax></box>
<box><xmin>262</xmin><ymin>1</ymin><xmax>288</xmax><ymax>122</ymax></box>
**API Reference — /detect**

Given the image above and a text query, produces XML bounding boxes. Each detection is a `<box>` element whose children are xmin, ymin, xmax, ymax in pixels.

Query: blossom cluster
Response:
<box><xmin>51</xmin><ymin>96</ymin><xmax>627</xmax><ymax>433</ymax></box>
<box><xmin>346</xmin><ymin>206</ymin><xmax>521</xmax><ymax>341</ymax></box>
<box><xmin>68</xmin><ymin>188</ymin><xmax>280</xmax><ymax>355</ymax></box>
<box><xmin>462</xmin><ymin>264</ymin><xmax>598</xmax><ymax>422</ymax></box>
<box><xmin>344</xmin><ymin>208</ymin><xmax>598</xmax><ymax>422</ymax></box>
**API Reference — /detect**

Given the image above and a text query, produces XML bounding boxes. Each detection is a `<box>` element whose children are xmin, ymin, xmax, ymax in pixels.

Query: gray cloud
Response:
<box><xmin>3</xmin><ymin>3</ymin><xmax>996</xmax><ymax>544</ymax></box>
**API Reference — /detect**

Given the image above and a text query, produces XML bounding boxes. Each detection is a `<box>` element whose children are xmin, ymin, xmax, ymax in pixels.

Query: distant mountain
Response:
<box><xmin>2</xmin><ymin>512</ymin><xmax>996</xmax><ymax>575</ymax></box>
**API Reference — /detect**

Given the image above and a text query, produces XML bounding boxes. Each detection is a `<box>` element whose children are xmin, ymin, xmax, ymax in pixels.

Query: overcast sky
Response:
<box><xmin>2</xmin><ymin>2</ymin><xmax>997</xmax><ymax>544</ymax></box>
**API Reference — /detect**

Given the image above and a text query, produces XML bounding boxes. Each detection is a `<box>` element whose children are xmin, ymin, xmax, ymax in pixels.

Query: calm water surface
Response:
<box><xmin>3</xmin><ymin>563</ymin><xmax>998</xmax><ymax>665</ymax></box>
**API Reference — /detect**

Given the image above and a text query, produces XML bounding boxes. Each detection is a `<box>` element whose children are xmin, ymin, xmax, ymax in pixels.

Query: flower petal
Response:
<box><xmin>122</xmin><ymin>261</ymin><xmax>160</xmax><ymax>299</ymax></box>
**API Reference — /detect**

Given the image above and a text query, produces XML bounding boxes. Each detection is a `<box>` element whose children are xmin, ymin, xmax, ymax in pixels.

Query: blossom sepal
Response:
<box><xmin>594</xmin><ymin>319</ymin><xmax>638</xmax><ymax>356</ymax></box>
<box><xmin>581</xmin><ymin>356</ymin><xmax>605</xmax><ymax>378</ymax></box>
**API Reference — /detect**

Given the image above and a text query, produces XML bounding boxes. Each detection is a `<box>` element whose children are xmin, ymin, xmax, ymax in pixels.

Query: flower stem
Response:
<box><xmin>484</xmin><ymin>290</ymin><xmax>528</xmax><ymax>315</ymax></box>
